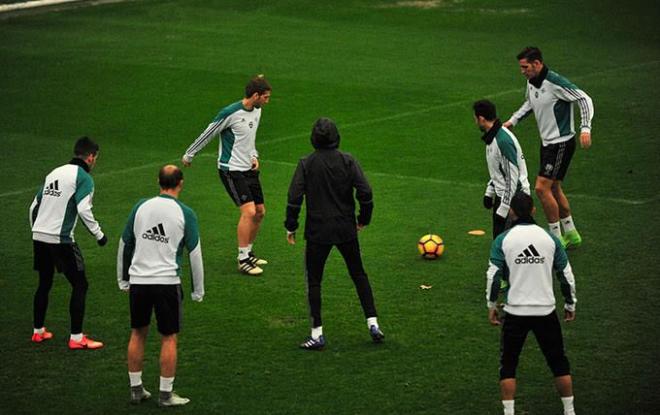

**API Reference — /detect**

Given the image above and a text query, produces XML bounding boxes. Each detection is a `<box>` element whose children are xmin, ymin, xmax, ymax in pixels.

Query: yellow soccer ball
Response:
<box><xmin>418</xmin><ymin>234</ymin><xmax>445</xmax><ymax>260</ymax></box>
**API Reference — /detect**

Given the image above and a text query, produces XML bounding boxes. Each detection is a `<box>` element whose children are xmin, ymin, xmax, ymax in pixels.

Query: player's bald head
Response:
<box><xmin>159</xmin><ymin>165</ymin><xmax>183</xmax><ymax>189</ymax></box>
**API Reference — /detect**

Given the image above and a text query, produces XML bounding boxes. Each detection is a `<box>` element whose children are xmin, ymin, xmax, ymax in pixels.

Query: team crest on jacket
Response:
<box><xmin>142</xmin><ymin>223</ymin><xmax>169</xmax><ymax>243</ymax></box>
<box><xmin>248</xmin><ymin>121</ymin><xmax>254</xmax><ymax>128</ymax></box>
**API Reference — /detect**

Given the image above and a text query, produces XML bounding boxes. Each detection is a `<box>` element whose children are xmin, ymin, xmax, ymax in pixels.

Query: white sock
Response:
<box><xmin>238</xmin><ymin>246</ymin><xmax>250</xmax><ymax>261</ymax></box>
<box><xmin>367</xmin><ymin>317</ymin><xmax>379</xmax><ymax>329</ymax></box>
<box><xmin>549</xmin><ymin>221</ymin><xmax>562</xmax><ymax>238</ymax></box>
<box><xmin>561</xmin><ymin>216</ymin><xmax>577</xmax><ymax>233</ymax></box>
<box><xmin>70</xmin><ymin>333</ymin><xmax>83</xmax><ymax>342</ymax></box>
<box><xmin>247</xmin><ymin>243</ymin><xmax>253</xmax><ymax>253</ymax></box>
<box><xmin>34</xmin><ymin>327</ymin><xmax>45</xmax><ymax>334</ymax></box>
<box><xmin>160</xmin><ymin>376</ymin><xmax>175</xmax><ymax>393</ymax></box>
<box><xmin>311</xmin><ymin>326</ymin><xmax>323</xmax><ymax>339</ymax></box>
<box><xmin>128</xmin><ymin>371</ymin><xmax>143</xmax><ymax>387</ymax></box>
<box><xmin>502</xmin><ymin>400</ymin><xmax>514</xmax><ymax>415</ymax></box>
<box><xmin>561</xmin><ymin>396</ymin><xmax>575</xmax><ymax>415</ymax></box>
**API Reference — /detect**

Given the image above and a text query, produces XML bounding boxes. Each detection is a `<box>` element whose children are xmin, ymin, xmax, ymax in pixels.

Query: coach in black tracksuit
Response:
<box><xmin>285</xmin><ymin>117</ymin><xmax>382</xmax><ymax>349</ymax></box>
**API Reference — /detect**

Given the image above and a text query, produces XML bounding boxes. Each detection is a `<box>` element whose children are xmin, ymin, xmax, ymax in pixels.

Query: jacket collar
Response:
<box><xmin>69</xmin><ymin>157</ymin><xmax>90</xmax><ymax>173</ymax></box>
<box><xmin>512</xmin><ymin>216</ymin><xmax>536</xmax><ymax>226</ymax></box>
<box><xmin>480</xmin><ymin>119</ymin><xmax>502</xmax><ymax>145</ymax></box>
<box><xmin>529</xmin><ymin>64</ymin><xmax>549</xmax><ymax>89</ymax></box>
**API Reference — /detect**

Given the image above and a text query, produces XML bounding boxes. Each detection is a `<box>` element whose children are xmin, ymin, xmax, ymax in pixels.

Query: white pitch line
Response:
<box><xmin>2</xmin><ymin>153</ymin><xmax>657</xmax><ymax>206</ymax></box>
<box><xmin>258</xmin><ymin>159</ymin><xmax>660</xmax><ymax>206</ymax></box>
<box><xmin>260</xmin><ymin>60</ymin><xmax>660</xmax><ymax>148</ymax></box>
<box><xmin>2</xmin><ymin>62</ymin><xmax>659</xmax><ymax>203</ymax></box>
<box><xmin>0</xmin><ymin>0</ymin><xmax>136</xmax><ymax>13</ymax></box>
<box><xmin>0</xmin><ymin>0</ymin><xmax>81</xmax><ymax>13</ymax></box>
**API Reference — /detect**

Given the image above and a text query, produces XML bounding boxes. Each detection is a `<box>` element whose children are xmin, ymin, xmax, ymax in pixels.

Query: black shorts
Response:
<box><xmin>219</xmin><ymin>169</ymin><xmax>264</xmax><ymax>206</ymax></box>
<box><xmin>499</xmin><ymin>311</ymin><xmax>570</xmax><ymax>380</ymax></box>
<box><xmin>33</xmin><ymin>240</ymin><xmax>85</xmax><ymax>274</ymax></box>
<box><xmin>130</xmin><ymin>284</ymin><xmax>183</xmax><ymax>335</ymax></box>
<box><xmin>539</xmin><ymin>136</ymin><xmax>576</xmax><ymax>181</ymax></box>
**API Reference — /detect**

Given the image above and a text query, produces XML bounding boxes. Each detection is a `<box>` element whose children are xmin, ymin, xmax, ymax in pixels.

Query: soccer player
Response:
<box><xmin>117</xmin><ymin>165</ymin><xmax>205</xmax><ymax>407</ymax></box>
<box><xmin>503</xmin><ymin>46</ymin><xmax>594</xmax><ymax>248</ymax></box>
<box><xmin>473</xmin><ymin>99</ymin><xmax>531</xmax><ymax>238</ymax></box>
<box><xmin>29</xmin><ymin>136</ymin><xmax>106</xmax><ymax>349</ymax></box>
<box><xmin>182</xmin><ymin>75</ymin><xmax>271</xmax><ymax>276</ymax></box>
<box><xmin>285</xmin><ymin>117</ymin><xmax>383</xmax><ymax>350</ymax></box>
<box><xmin>486</xmin><ymin>192</ymin><xmax>578</xmax><ymax>415</ymax></box>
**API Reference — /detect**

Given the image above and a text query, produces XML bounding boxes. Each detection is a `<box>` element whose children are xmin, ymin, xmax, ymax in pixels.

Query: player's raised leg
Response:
<box><xmin>535</xmin><ymin>176</ymin><xmax>562</xmax><ymax>239</ymax></box>
<box><xmin>552</xmin><ymin>181</ymin><xmax>582</xmax><ymax>248</ymax></box>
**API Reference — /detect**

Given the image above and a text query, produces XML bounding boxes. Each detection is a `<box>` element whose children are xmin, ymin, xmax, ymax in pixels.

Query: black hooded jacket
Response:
<box><xmin>285</xmin><ymin>118</ymin><xmax>373</xmax><ymax>244</ymax></box>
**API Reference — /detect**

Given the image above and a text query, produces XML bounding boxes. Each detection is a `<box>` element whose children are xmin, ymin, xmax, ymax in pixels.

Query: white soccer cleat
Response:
<box><xmin>238</xmin><ymin>258</ymin><xmax>263</xmax><ymax>276</ymax></box>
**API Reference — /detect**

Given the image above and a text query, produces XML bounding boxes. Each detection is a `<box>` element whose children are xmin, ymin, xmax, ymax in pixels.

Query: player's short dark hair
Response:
<box><xmin>245</xmin><ymin>75</ymin><xmax>271</xmax><ymax>97</ymax></box>
<box><xmin>73</xmin><ymin>136</ymin><xmax>99</xmax><ymax>158</ymax></box>
<box><xmin>517</xmin><ymin>46</ymin><xmax>543</xmax><ymax>63</ymax></box>
<box><xmin>159</xmin><ymin>165</ymin><xmax>183</xmax><ymax>189</ymax></box>
<box><xmin>511</xmin><ymin>191</ymin><xmax>534</xmax><ymax>218</ymax></box>
<box><xmin>473</xmin><ymin>100</ymin><xmax>497</xmax><ymax>121</ymax></box>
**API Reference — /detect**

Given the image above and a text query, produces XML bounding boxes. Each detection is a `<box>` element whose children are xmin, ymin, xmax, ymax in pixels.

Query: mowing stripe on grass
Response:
<box><xmin>260</xmin><ymin>158</ymin><xmax>660</xmax><ymax>206</ymax></box>
<box><xmin>2</xmin><ymin>61</ymin><xmax>658</xmax><ymax>204</ymax></box>
<box><xmin>2</xmin><ymin>152</ymin><xmax>658</xmax><ymax>206</ymax></box>
<box><xmin>258</xmin><ymin>60</ymin><xmax>660</xmax><ymax>147</ymax></box>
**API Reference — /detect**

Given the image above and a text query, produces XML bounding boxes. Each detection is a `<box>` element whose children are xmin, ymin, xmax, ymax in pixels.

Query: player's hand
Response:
<box><xmin>488</xmin><ymin>308</ymin><xmax>501</xmax><ymax>326</ymax></box>
<box><xmin>191</xmin><ymin>293</ymin><xmax>204</xmax><ymax>302</ymax></box>
<box><xmin>483</xmin><ymin>195</ymin><xmax>493</xmax><ymax>209</ymax></box>
<box><xmin>579</xmin><ymin>131</ymin><xmax>591</xmax><ymax>149</ymax></box>
<box><xmin>357</xmin><ymin>223</ymin><xmax>366</xmax><ymax>232</ymax></box>
<box><xmin>251</xmin><ymin>157</ymin><xmax>259</xmax><ymax>170</ymax></box>
<box><xmin>286</xmin><ymin>231</ymin><xmax>296</xmax><ymax>245</ymax></box>
<box><xmin>503</xmin><ymin>121</ymin><xmax>513</xmax><ymax>129</ymax></box>
<box><xmin>181</xmin><ymin>156</ymin><xmax>192</xmax><ymax>167</ymax></box>
<box><xmin>564</xmin><ymin>309</ymin><xmax>575</xmax><ymax>322</ymax></box>
<box><xmin>118</xmin><ymin>280</ymin><xmax>130</xmax><ymax>292</ymax></box>
<box><xmin>97</xmin><ymin>235</ymin><xmax>108</xmax><ymax>247</ymax></box>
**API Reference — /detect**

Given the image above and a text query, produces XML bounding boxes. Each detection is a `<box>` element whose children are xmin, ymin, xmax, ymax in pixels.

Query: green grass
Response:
<box><xmin>1</xmin><ymin>0</ymin><xmax>659</xmax><ymax>414</ymax></box>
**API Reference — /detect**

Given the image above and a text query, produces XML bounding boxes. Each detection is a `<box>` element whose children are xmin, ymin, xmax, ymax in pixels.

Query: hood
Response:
<box><xmin>311</xmin><ymin>117</ymin><xmax>340</xmax><ymax>149</ymax></box>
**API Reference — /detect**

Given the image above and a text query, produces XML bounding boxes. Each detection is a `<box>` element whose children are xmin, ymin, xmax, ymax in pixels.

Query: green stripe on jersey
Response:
<box><xmin>59</xmin><ymin>196</ymin><xmax>77</xmax><ymax>243</ymax></box>
<box><xmin>495</xmin><ymin>129</ymin><xmax>518</xmax><ymax>165</ymax></box>
<box><xmin>553</xmin><ymin>100</ymin><xmax>573</xmax><ymax>136</ymax></box>
<box><xmin>219</xmin><ymin>129</ymin><xmax>236</xmax><ymax>171</ymax></box>
<box><xmin>547</xmin><ymin>70</ymin><xmax>578</xmax><ymax>90</ymax></box>
<box><xmin>74</xmin><ymin>167</ymin><xmax>94</xmax><ymax>204</ymax></box>
<box><xmin>213</xmin><ymin>101</ymin><xmax>244</xmax><ymax>122</ymax></box>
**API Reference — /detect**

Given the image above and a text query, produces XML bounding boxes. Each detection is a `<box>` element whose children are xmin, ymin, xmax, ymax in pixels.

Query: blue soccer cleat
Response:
<box><xmin>300</xmin><ymin>335</ymin><xmax>325</xmax><ymax>350</ymax></box>
<box><xmin>369</xmin><ymin>325</ymin><xmax>385</xmax><ymax>343</ymax></box>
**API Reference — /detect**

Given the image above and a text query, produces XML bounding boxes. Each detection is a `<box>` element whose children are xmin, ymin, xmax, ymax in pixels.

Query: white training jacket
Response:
<box><xmin>117</xmin><ymin>194</ymin><xmax>204</xmax><ymax>301</ymax></box>
<box><xmin>486</xmin><ymin>222</ymin><xmax>577</xmax><ymax>316</ymax></box>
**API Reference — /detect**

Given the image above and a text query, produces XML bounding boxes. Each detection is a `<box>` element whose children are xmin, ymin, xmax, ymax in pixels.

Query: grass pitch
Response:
<box><xmin>1</xmin><ymin>1</ymin><xmax>659</xmax><ymax>414</ymax></box>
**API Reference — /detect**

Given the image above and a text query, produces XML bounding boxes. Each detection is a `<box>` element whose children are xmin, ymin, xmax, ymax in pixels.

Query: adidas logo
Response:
<box><xmin>514</xmin><ymin>244</ymin><xmax>545</xmax><ymax>264</ymax></box>
<box><xmin>142</xmin><ymin>223</ymin><xmax>169</xmax><ymax>243</ymax></box>
<box><xmin>43</xmin><ymin>180</ymin><xmax>62</xmax><ymax>197</ymax></box>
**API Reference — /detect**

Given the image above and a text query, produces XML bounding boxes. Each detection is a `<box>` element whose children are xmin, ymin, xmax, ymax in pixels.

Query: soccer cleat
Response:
<box><xmin>159</xmin><ymin>391</ymin><xmax>190</xmax><ymax>407</ymax></box>
<box><xmin>130</xmin><ymin>386</ymin><xmax>152</xmax><ymax>405</ymax></box>
<box><xmin>238</xmin><ymin>258</ymin><xmax>263</xmax><ymax>276</ymax></box>
<box><xmin>369</xmin><ymin>325</ymin><xmax>385</xmax><ymax>343</ymax></box>
<box><xmin>563</xmin><ymin>230</ymin><xmax>582</xmax><ymax>249</ymax></box>
<box><xmin>300</xmin><ymin>335</ymin><xmax>325</xmax><ymax>350</ymax></box>
<box><xmin>248</xmin><ymin>251</ymin><xmax>268</xmax><ymax>266</ymax></box>
<box><xmin>68</xmin><ymin>335</ymin><xmax>104</xmax><ymax>350</ymax></box>
<box><xmin>31</xmin><ymin>329</ymin><xmax>54</xmax><ymax>343</ymax></box>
